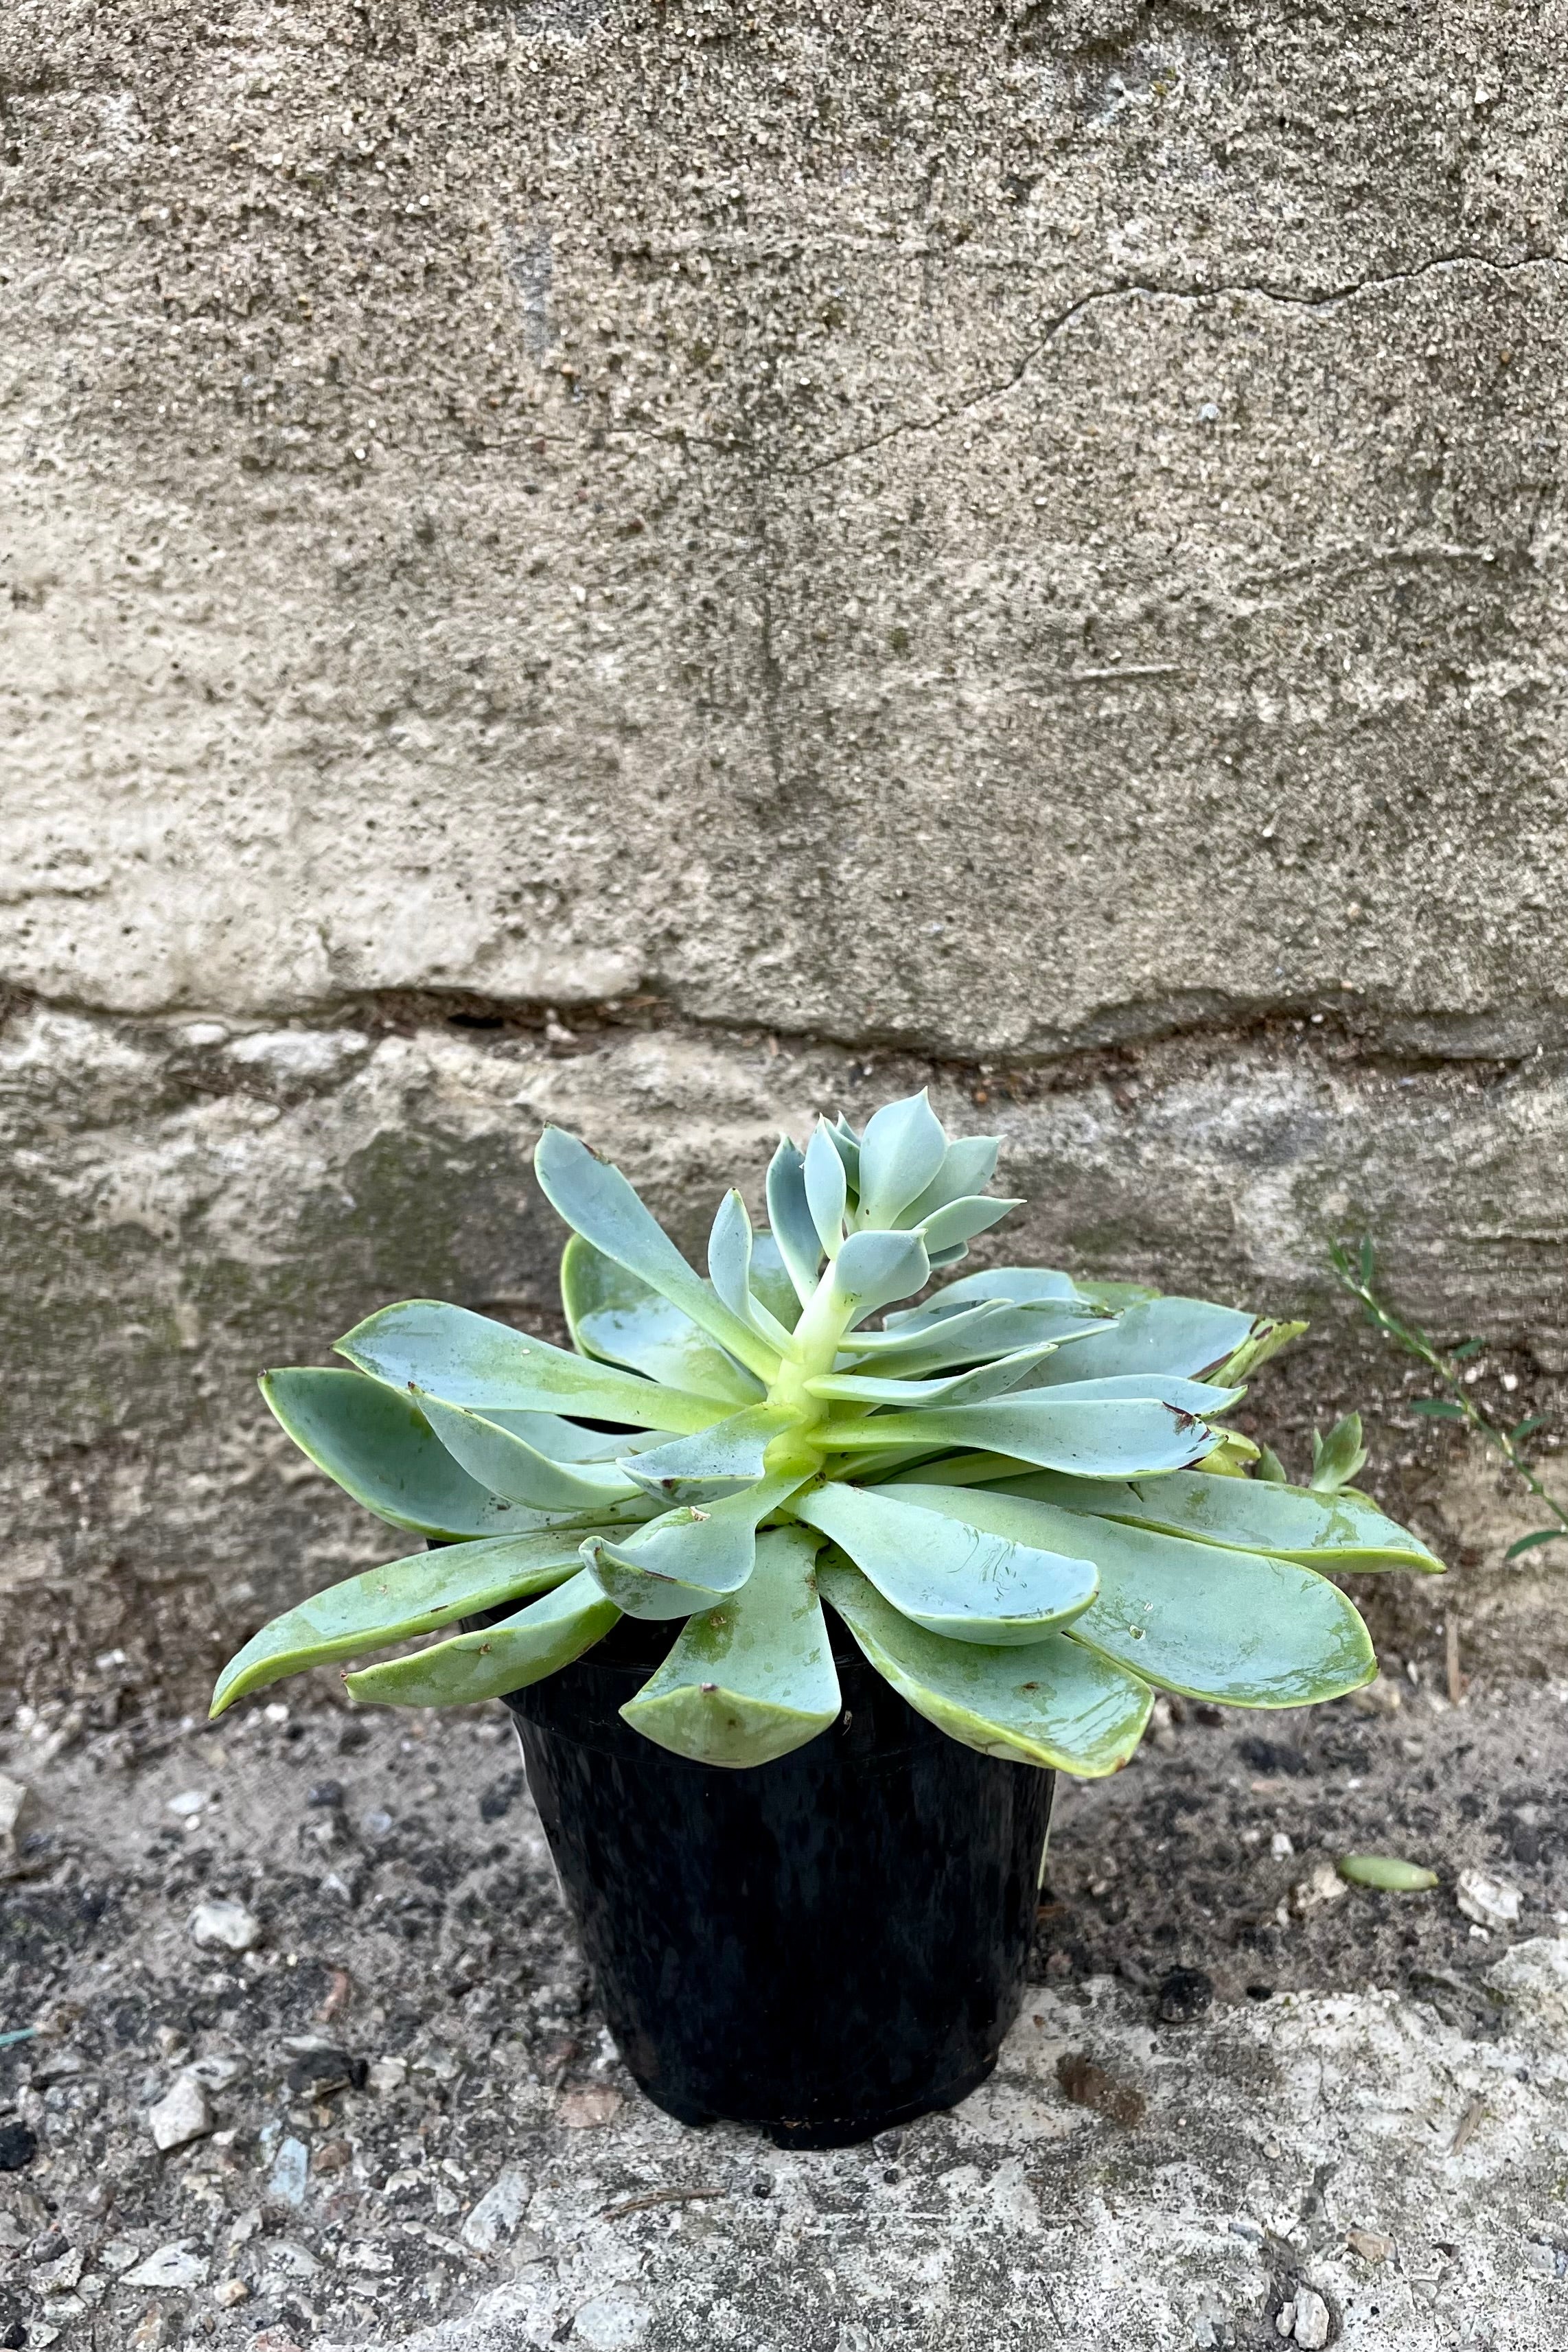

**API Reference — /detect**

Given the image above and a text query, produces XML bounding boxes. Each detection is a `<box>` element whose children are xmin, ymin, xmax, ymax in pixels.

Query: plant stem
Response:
<box><xmin>1328</xmin><ymin>1241</ymin><xmax>1568</xmax><ymax>1543</ymax></box>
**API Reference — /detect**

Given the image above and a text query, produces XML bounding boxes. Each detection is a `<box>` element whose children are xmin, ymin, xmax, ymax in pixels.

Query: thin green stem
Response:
<box><xmin>1328</xmin><ymin>1240</ymin><xmax>1568</xmax><ymax>1547</ymax></box>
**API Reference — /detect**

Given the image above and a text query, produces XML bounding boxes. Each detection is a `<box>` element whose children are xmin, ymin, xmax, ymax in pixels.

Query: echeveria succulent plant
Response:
<box><xmin>212</xmin><ymin>1094</ymin><xmax>1442</xmax><ymax>1771</ymax></box>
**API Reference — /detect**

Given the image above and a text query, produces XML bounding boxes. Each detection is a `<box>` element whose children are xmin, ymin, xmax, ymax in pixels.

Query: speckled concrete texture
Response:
<box><xmin>5</xmin><ymin>1676</ymin><xmax>1568</xmax><ymax>2351</ymax></box>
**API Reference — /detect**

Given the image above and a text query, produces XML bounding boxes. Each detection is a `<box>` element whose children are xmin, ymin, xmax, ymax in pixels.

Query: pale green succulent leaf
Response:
<box><xmin>853</xmin><ymin>1090</ymin><xmax>949</xmax><ymax>1229</ymax></box>
<box><xmin>913</xmin><ymin>1195</ymin><xmax>1024</xmax><ymax>1256</ymax></box>
<box><xmin>806</xmin><ymin>1342</ymin><xmax>1056</xmax><ymax>1408</ymax></box>
<box><xmin>534</xmin><ymin>1126</ymin><xmax>778</xmax><ymax>1379</ymax></box>
<box><xmin>1214</xmin><ymin>1317</ymin><xmax>1309</xmax><ymax>1385</ymax></box>
<box><xmin>897</xmin><ymin>1485</ymin><xmax>1376</xmax><ymax>1707</ymax></box>
<box><xmin>766</xmin><ymin>1136</ymin><xmax>824</xmax><ymax>1305</ymax></box>
<box><xmin>804</xmin><ymin>1120</ymin><xmax>849</xmax><ymax>1256</ymax></box>
<box><xmin>618</xmin><ymin>1405</ymin><xmax>799</xmax><ymax>1503</ymax></box>
<box><xmin>818</xmin><ymin>1557</ymin><xmax>1153</xmax><ymax>1775</ymax></box>
<box><xmin>581</xmin><ymin>1471</ymin><xmax>805</xmax><ymax>1619</ymax></box>
<box><xmin>413</xmin><ymin>1390</ymin><xmax>641</xmax><ymax>1511</ymax></box>
<box><xmin>560</xmin><ymin>1234</ymin><xmax>763</xmax><ymax>1407</ymax></box>
<box><xmin>822</xmin><ymin>1380</ymin><xmax>1231</xmax><ymax>1477</ymax></box>
<box><xmin>339</xmin><ymin>1300</ymin><xmax>722</xmax><ymax>1433</ymax></box>
<box><xmin>261</xmin><ymin>1368</ymin><xmax>625</xmax><ymax>1541</ymax></box>
<box><xmin>844</xmin><ymin>1299</ymin><xmax>1111</xmax><ymax>1373</ymax></box>
<box><xmin>707</xmin><ymin>1188</ymin><xmax>757</xmax><ymax>1324</ymax></box>
<box><xmin>210</xmin><ymin>1531</ymin><xmax>587</xmax><ymax>1717</ymax></box>
<box><xmin>481</xmin><ymin>1409</ymin><xmax>649</xmax><ymax>1464</ymax></box>
<box><xmin>749</xmin><ymin>1232</ymin><xmax>803</xmax><ymax>1332</ymax></box>
<box><xmin>1073</xmin><ymin>1278</ymin><xmax>1164</xmax><ymax>1308</ymax></box>
<box><xmin>827</xmin><ymin>1227</ymin><xmax>932</xmax><ymax>1326</ymax></box>
<box><xmin>989</xmin><ymin>1466</ymin><xmax>1444</xmax><ymax>1571</ymax></box>
<box><xmin>895</xmin><ymin>1135</ymin><xmax>1001</xmax><ymax>1228</ymax></box>
<box><xmin>793</xmin><ymin>1479</ymin><xmax>1098</xmax><ymax>1646</ymax></box>
<box><xmin>345</xmin><ymin>1568</ymin><xmax>619</xmax><ymax>1708</ymax></box>
<box><xmin>1311</xmin><ymin>1412</ymin><xmax>1370</xmax><ymax>1493</ymax></box>
<box><xmin>1256</xmin><ymin>1444</ymin><xmax>1291</xmax><ymax>1485</ymax></box>
<box><xmin>621</xmin><ymin>1527</ymin><xmax>841</xmax><ymax>1766</ymax></box>
<box><xmin>826</xmin><ymin>1116</ymin><xmax>862</xmax><ymax>1195</ymax></box>
<box><xmin>1021</xmin><ymin>1297</ymin><xmax>1258</xmax><ymax>1387</ymax></box>
<box><xmin>887</xmin><ymin>1267</ymin><xmax>1081</xmax><ymax>1321</ymax></box>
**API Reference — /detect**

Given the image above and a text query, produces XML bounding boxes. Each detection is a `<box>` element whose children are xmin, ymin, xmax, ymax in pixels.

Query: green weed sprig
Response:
<box><xmin>1328</xmin><ymin>1238</ymin><xmax>1568</xmax><ymax>1560</ymax></box>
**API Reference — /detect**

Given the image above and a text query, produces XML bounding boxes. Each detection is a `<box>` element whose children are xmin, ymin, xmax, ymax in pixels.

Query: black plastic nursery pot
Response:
<box><xmin>498</xmin><ymin>1613</ymin><xmax>1054</xmax><ymax>2149</ymax></box>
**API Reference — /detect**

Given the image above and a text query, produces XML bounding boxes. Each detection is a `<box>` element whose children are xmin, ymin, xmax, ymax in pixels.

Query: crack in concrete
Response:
<box><xmin>792</xmin><ymin>251</ymin><xmax>1568</xmax><ymax>482</ymax></box>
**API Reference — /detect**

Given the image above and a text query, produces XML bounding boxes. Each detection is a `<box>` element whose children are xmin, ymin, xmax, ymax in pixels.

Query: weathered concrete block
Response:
<box><xmin>2</xmin><ymin>2</ymin><xmax>1566</xmax><ymax>1699</ymax></box>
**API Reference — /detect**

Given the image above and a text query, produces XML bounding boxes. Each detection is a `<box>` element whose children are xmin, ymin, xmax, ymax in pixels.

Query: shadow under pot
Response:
<box><xmin>496</xmin><ymin>1609</ymin><xmax>1054</xmax><ymax>2149</ymax></box>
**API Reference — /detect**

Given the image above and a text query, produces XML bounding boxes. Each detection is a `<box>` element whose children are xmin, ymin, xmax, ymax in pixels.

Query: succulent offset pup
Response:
<box><xmin>213</xmin><ymin>1092</ymin><xmax>1442</xmax><ymax>1770</ymax></box>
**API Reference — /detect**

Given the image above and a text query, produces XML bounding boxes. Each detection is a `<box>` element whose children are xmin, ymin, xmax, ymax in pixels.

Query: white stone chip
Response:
<box><xmin>367</xmin><ymin>2055</ymin><xmax>408</xmax><ymax>2095</ymax></box>
<box><xmin>0</xmin><ymin>1771</ymin><xmax>34</xmax><ymax>1849</ymax></box>
<box><xmin>1288</xmin><ymin>1860</ymin><xmax>1348</xmax><ymax>1917</ymax></box>
<box><xmin>1291</xmin><ymin>2287</ymin><xmax>1330</xmax><ymax>2347</ymax></box>
<box><xmin>149</xmin><ymin>2073</ymin><xmax>213</xmax><ymax>2152</ymax></box>
<box><xmin>461</xmin><ymin>2167</ymin><xmax>531</xmax><ymax>2253</ymax></box>
<box><xmin>572</xmin><ymin>2293</ymin><xmax>650</xmax><ymax>2349</ymax></box>
<box><xmin>124</xmin><ymin>2241</ymin><xmax>211</xmax><ymax>2289</ymax></box>
<box><xmin>1456</xmin><ymin>1868</ymin><xmax>1521</xmax><ymax>1930</ymax></box>
<box><xmin>189</xmin><ymin>1898</ymin><xmax>262</xmax><ymax>1952</ymax></box>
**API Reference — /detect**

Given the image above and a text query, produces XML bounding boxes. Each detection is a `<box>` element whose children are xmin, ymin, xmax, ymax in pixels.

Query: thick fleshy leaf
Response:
<box><xmin>805</xmin><ymin>1344</ymin><xmax>1056</xmax><ymax>1409</ymax></box>
<box><xmin>826</xmin><ymin>1116</ymin><xmax>862</xmax><ymax>1194</ymax></box>
<box><xmin>853</xmin><ymin>1091</ymin><xmax>949</xmax><ymax>1229</ymax></box>
<box><xmin>827</xmin><ymin>1228</ymin><xmax>932</xmax><ymax>1326</ymax></box>
<box><xmin>534</xmin><ymin>1127</ymin><xmax>778</xmax><ymax>1379</ymax></box>
<box><xmin>750</xmin><ymin>1232</ymin><xmax>803</xmax><ymax>1332</ymax></box>
<box><xmin>414</xmin><ymin>1391</ymin><xmax>641</xmax><ymax>1511</ymax></box>
<box><xmin>560</xmin><ymin>1235</ymin><xmax>763</xmax><ymax>1407</ymax></box>
<box><xmin>818</xmin><ymin>1558</ymin><xmax>1153</xmax><ymax>1775</ymax></box>
<box><xmin>766</xmin><ymin>1136</ymin><xmax>823</xmax><ymax>1305</ymax></box>
<box><xmin>895</xmin><ymin>1135</ymin><xmax>1000</xmax><ymax>1228</ymax></box>
<box><xmin>888</xmin><ymin>1267</ymin><xmax>1079</xmax><ymax>1320</ymax></box>
<box><xmin>620</xmin><ymin>1529</ymin><xmax>841</xmax><ymax>1765</ymax></box>
<box><xmin>481</xmin><ymin>1409</ymin><xmax>647</xmax><ymax>1464</ymax></box>
<box><xmin>339</xmin><ymin>1300</ymin><xmax>722</xmax><ymax>1432</ymax></box>
<box><xmin>1074</xmin><ymin>1278</ymin><xmax>1162</xmax><ymax>1309</ymax></box>
<box><xmin>913</xmin><ymin>1195</ymin><xmax>1023</xmax><ymax>1256</ymax></box>
<box><xmin>898</xmin><ymin>1486</ymin><xmax>1376</xmax><ymax>1706</ymax></box>
<box><xmin>793</xmin><ymin>1480</ymin><xmax>1098</xmax><ymax>1645</ymax></box>
<box><xmin>618</xmin><ymin>1405</ymin><xmax>798</xmax><ymax>1503</ymax></box>
<box><xmin>345</xmin><ymin>1568</ymin><xmax>619</xmax><ymax>1708</ymax></box>
<box><xmin>210</xmin><ymin>1531</ymin><xmax>586</xmax><ymax>1716</ymax></box>
<box><xmin>1019</xmin><ymin>1297</ymin><xmax>1258</xmax><ymax>1387</ymax></box>
<box><xmin>707</xmin><ymin>1190</ymin><xmax>757</xmax><ymax>1325</ymax></box>
<box><xmin>844</xmin><ymin>1298</ymin><xmax>1111</xmax><ymax>1371</ymax></box>
<box><xmin>804</xmin><ymin>1120</ymin><xmax>849</xmax><ymax>1256</ymax></box>
<box><xmin>261</xmin><ymin>1369</ymin><xmax>622</xmax><ymax>1541</ymax></box>
<box><xmin>1213</xmin><ymin>1317</ymin><xmax>1309</xmax><ymax>1385</ymax></box>
<box><xmin>990</xmin><ymin>1467</ymin><xmax>1445</xmax><ymax>1573</ymax></box>
<box><xmin>581</xmin><ymin>1473</ymin><xmax>804</xmax><ymax>1619</ymax></box>
<box><xmin>820</xmin><ymin>1381</ymin><xmax>1230</xmax><ymax>1477</ymax></box>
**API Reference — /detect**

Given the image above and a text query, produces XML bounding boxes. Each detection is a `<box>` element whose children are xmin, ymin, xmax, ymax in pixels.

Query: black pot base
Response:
<box><xmin>632</xmin><ymin>2053</ymin><xmax>1001</xmax><ymax>2149</ymax></box>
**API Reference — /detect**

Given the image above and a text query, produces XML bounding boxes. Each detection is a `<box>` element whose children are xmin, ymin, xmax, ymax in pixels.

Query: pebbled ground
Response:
<box><xmin>4</xmin><ymin>1674</ymin><xmax>1568</xmax><ymax>2349</ymax></box>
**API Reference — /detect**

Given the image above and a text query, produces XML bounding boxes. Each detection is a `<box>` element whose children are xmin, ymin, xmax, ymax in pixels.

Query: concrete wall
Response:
<box><xmin>5</xmin><ymin>0</ymin><xmax>1567</xmax><ymax>1711</ymax></box>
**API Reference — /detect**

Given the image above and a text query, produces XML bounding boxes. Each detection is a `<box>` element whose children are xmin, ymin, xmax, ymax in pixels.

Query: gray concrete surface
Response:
<box><xmin>5</xmin><ymin>1674</ymin><xmax>1568</xmax><ymax>2351</ymax></box>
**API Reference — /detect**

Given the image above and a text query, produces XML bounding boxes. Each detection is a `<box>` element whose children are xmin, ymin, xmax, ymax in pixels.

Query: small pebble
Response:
<box><xmin>461</xmin><ymin>2166</ymin><xmax>530</xmax><ymax>2252</ymax></box>
<box><xmin>267</xmin><ymin>2136</ymin><xmax>310</xmax><ymax>2209</ymax></box>
<box><xmin>367</xmin><ymin>2056</ymin><xmax>407</xmax><ymax>2095</ymax></box>
<box><xmin>125</xmin><ymin>2241</ymin><xmax>211</xmax><ymax>2290</ymax></box>
<box><xmin>1292</xmin><ymin>2287</ymin><xmax>1330</xmax><ymax>2347</ymax></box>
<box><xmin>1289</xmin><ymin>1860</ymin><xmax>1348</xmax><ymax>1917</ymax></box>
<box><xmin>0</xmin><ymin>2121</ymin><xmax>38</xmax><ymax>2172</ymax></box>
<box><xmin>189</xmin><ymin>1899</ymin><xmax>262</xmax><ymax>1953</ymax></box>
<box><xmin>1346</xmin><ymin>2229</ymin><xmax>1394</xmax><ymax>2262</ymax></box>
<box><xmin>165</xmin><ymin>1790</ymin><xmax>207</xmax><ymax>1818</ymax></box>
<box><xmin>1455</xmin><ymin>1868</ymin><xmax>1521</xmax><ymax>1930</ymax></box>
<box><xmin>214</xmin><ymin>2279</ymin><xmax>251</xmax><ymax>2308</ymax></box>
<box><xmin>150</xmin><ymin>2074</ymin><xmax>213</xmax><ymax>2154</ymax></box>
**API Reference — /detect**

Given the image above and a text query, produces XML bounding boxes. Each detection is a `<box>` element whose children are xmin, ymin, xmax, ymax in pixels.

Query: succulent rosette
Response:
<box><xmin>212</xmin><ymin>1093</ymin><xmax>1442</xmax><ymax>1771</ymax></box>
